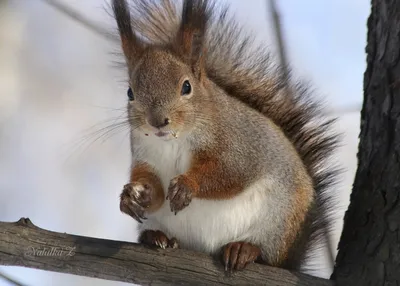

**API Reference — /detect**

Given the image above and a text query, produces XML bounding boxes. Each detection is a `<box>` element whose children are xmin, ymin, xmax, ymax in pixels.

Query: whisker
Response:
<box><xmin>117</xmin><ymin>127</ymin><xmax>133</xmax><ymax>150</ymax></box>
<box><xmin>62</xmin><ymin>120</ymin><xmax>132</xmax><ymax>162</ymax></box>
<box><xmin>63</xmin><ymin>124</ymin><xmax>134</xmax><ymax>164</ymax></box>
<box><xmin>78</xmin><ymin>103</ymin><xmax>127</xmax><ymax>112</ymax></box>
<box><xmin>78</xmin><ymin>114</ymin><xmax>128</xmax><ymax>134</ymax></box>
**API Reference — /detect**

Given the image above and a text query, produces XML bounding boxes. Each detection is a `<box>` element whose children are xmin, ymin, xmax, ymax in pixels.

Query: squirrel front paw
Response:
<box><xmin>120</xmin><ymin>182</ymin><xmax>153</xmax><ymax>223</ymax></box>
<box><xmin>167</xmin><ymin>175</ymin><xmax>195</xmax><ymax>214</ymax></box>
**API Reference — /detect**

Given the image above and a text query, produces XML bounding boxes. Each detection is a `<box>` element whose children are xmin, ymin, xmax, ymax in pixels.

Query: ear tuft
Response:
<box><xmin>176</xmin><ymin>0</ymin><xmax>212</xmax><ymax>78</ymax></box>
<box><xmin>112</xmin><ymin>0</ymin><xmax>143</xmax><ymax>65</ymax></box>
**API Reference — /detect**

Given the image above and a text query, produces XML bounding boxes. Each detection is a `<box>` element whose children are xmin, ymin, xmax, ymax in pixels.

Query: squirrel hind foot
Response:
<box><xmin>222</xmin><ymin>241</ymin><xmax>262</xmax><ymax>272</ymax></box>
<box><xmin>139</xmin><ymin>230</ymin><xmax>179</xmax><ymax>249</ymax></box>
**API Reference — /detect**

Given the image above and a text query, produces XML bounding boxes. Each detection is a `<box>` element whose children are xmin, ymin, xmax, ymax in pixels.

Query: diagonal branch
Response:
<box><xmin>0</xmin><ymin>218</ymin><xmax>333</xmax><ymax>286</ymax></box>
<box><xmin>0</xmin><ymin>271</ymin><xmax>25</xmax><ymax>286</ymax></box>
<box><xmin>40</xmin><ymin>0</ymin><xmax>119</xmax><ymax>42</ymax></box>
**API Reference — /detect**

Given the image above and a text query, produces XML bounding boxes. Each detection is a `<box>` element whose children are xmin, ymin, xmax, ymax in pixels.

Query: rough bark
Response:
<box><xmin>0</xmin><ymin>218</ymin><xmax>333</xmax><ymax>286</ymax></box>
<box><xmin>332</xmin><ymin>0</ymin><xmax>400</xmax><ymax>285</ymax></box>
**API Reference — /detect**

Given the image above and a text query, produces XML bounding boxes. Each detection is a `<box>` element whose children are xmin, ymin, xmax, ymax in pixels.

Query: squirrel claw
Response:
<box><xmin>167</xmin><ymin>175</ymin><xmax>193</xmax><ymax>213</ymax></box>
<box><xmin>120</xmin><ymin>182</ymin><xmax>152</xmax><ymax>223</ymax></box>
<box><xmin>139</xmin><ymin>230</ymin><xmax>179</xmax><ymax>249</ymax></box>
<box><xmin>222</xmin><ymin>242</ymin><xmax>261</xmax><ymax>272</ymax></box>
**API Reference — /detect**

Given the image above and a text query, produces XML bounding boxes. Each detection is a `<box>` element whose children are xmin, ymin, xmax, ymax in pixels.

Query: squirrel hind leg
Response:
<box><xmin>139</xmin><ymin>229</ymin><xmax>179</xmax><ymax>249</ymax></box>
<box><xmin>221</xmin><ymin>241</ymin><xmax>262</xmax><ymax>272</ymax></box>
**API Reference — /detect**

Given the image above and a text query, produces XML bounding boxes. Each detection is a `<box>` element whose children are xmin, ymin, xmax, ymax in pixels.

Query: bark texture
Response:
<box><xmin>332</xmin><ymin>0</ymin><xmax>400</xmax><ymax>285</ymax></box>
<box><xmin>0</xmin><ymin>218</ymin><xmax>333</xmax><ymax>286</ymax></box>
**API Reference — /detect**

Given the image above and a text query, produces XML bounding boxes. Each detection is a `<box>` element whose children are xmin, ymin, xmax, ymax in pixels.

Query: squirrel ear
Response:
<box><xmin>176</xmin><ymin>0</ymin><xmax>210</xmax><ymax>78</ymax></box>
<box><xmin>112</xmin><ymin>0</ymin><xmax>144</xmax><ymax>66</ymax></box>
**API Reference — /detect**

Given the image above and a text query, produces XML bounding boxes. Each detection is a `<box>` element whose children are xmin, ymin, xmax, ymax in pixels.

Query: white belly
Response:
<box><xmin>133</xmin><ymin>133</ymin><xmax>276</xmax><ymax>254</ymax></box>
<box><xmin>147</xmin><ymin>183</ymin><xmax>268</xmax><ymax>254</ymax></box>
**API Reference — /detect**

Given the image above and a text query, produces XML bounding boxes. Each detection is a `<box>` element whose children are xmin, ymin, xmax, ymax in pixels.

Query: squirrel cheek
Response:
<box><xmin>174</xmin><ymin>110</ymin><xmax>186</xmax><ymax>125</ymax></box>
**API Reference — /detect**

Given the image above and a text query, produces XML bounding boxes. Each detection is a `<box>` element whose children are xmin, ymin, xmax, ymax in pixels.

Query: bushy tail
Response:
<box><xmin>113</xmin><ymin>0</ymin><xmax>341</xmax><ymax>268</ymax></box>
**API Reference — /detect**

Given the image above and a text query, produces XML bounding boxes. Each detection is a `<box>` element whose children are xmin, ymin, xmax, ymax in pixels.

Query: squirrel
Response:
<box><xmin>112</xmin><ymin>0</ymin><xmax>340</xmax><ymax>272</ymax></box>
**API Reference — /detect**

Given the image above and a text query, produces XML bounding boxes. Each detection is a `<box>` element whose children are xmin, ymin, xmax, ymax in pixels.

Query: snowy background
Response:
<box><xmin>0</xmin><ymin>0</ymin><xmax>369</xmax><ymax>285</ymax></box>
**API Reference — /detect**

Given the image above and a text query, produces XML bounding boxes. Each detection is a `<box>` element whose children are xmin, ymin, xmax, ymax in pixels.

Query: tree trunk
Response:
<box><xmin>332</xmin><ymin>0</ymin><xmax>400</xmax><ymax>285</ymax></box>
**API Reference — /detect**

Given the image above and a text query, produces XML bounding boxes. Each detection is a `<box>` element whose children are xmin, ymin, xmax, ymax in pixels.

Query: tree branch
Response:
<box><xmin>0</xmin><ymin>218</ymin><xmax>333</xmax><ymax>286</ymax></box>
<box><xmin>0</xmin><ymin>271</ymin><xmax>25</xmax><ymax>286</ymax></box>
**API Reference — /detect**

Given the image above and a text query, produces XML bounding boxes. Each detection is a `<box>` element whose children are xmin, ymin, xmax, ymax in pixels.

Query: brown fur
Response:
<box><xmin>276</xmin><ymin>179</ymin><xmax>315</xmax><ymax>267</ymax></box>
<box><xmin>185</xmin><ymin>151</ymin><xmax>245</xmax><ymax>200</ymax></box>
<box><xmin>130</xmin><ymin>162</ymin><xmax>164</xmax><ymax>213</ymax></box>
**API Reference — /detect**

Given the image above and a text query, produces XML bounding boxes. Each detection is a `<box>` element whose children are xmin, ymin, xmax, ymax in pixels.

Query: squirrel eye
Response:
<box><xmin>127</xmin><ymin>87</ymin><xmax>134</xmax><ymax>101</ymax></box>
<box><xmin>181</xmin><ymin>80</ymin><xmax>192</xmax><ymax>96</ymax></box>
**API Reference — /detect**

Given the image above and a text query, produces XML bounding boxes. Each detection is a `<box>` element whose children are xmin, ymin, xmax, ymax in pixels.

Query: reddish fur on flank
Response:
<box><xmin>186</xmin><ymin>151</ymin><xmax>244</xmax><ymax>200</ymax></box>
<box><xmin>272</xmin><ymin>180</ymin><xmax>314</xmax><ymax>267</ymax></box>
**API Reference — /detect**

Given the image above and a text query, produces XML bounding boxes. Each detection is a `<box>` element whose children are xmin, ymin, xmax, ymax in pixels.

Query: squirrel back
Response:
<box><xmin>112</xmin><ymin>0</ymin><xmax>340</xmax><ymax>270</ymax></box>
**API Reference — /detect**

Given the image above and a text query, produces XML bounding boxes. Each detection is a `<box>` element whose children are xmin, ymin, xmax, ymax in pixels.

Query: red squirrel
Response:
<box><xmin>112</xmin><ymin>0</ymin><xmax>340</xmax><ymax>271</ymax></box>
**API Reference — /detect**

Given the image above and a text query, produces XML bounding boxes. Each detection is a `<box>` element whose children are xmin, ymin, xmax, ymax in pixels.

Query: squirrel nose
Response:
<box><xmin>147</xmin><ymin>116</ymin><xmax>170</xmax><ymax>129</ymax></box>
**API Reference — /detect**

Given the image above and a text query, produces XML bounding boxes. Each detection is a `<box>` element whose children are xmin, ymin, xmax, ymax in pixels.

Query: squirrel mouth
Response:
<box><xmin>155</xmin><ymin>131</ymin><xmax>168</xmax><ymax>137</ymax></box>
<box><xmin>154</xmin><ymin>130</ymin><xmax>178</xmax><ymax>138</ymax></box>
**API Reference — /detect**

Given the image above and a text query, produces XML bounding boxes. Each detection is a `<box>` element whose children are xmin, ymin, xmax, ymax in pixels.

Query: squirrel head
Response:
<box><xmin>112</xmin><ymin>0</ymin><xmax>212</xmax><ymax>141</ymax></box>
<box><xmin>125</xmin><ymin>49</ymin><xmax>207</xmax><ymax>141</ymax></box>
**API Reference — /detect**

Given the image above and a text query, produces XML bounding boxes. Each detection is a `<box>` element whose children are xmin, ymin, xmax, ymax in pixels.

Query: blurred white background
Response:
<box><xmin>0</xmin><ymin>0</ymin><xmax>368</xmax><ymax>285</ymax></box>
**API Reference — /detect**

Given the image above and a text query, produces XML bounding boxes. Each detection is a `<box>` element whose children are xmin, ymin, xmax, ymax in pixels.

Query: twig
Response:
<box><xmin>269</xmin><ymin>0</ymin><xmax>290</xmax><ymax>81</ymax></box>
<box><xmin>0</xmin><ymin>218</ymin><xmax>333</xmax><ymax>286</ymax></box>
<box><xmin>40</xmin><ymin>0</ymin><xmax>118</xmax><ymax>42</ymax></box>
<box><xmin>0</xmin><ymin>271</ymin><xmax>26</xmax><ymax>286</ymax></box>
